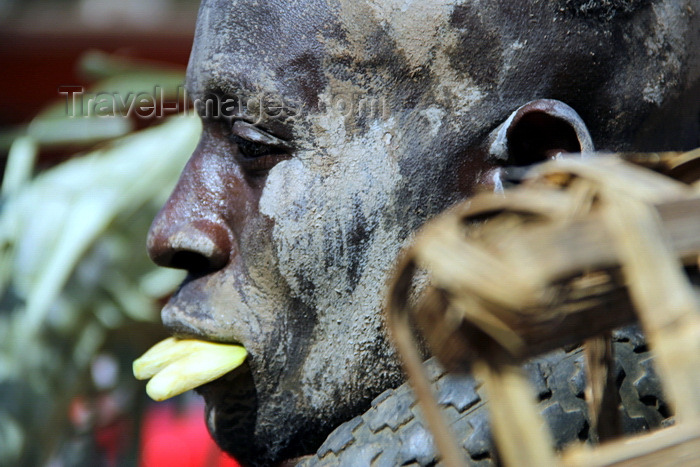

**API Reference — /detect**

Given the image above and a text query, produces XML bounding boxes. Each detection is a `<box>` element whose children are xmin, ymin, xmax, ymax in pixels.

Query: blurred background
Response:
<box><xmin>0</xmin><ymin>1</ymin><xmax>239</xmax><ymax>466</ymax></box>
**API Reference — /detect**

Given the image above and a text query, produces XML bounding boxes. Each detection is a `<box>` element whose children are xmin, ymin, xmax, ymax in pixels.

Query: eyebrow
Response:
<box><xmin>187</xmin><ymin>77</ymin><xmax>301</xmax><ymax>118</ymax></box>
<box><xmin>187</xmin><ymin>76</ymin><xmax>260</xmax><ymax>103</ymax></box>
<box><xmin>186</xmin><ymin>73</ymin><xmax>299</xmax><ymax>140</ymax></box>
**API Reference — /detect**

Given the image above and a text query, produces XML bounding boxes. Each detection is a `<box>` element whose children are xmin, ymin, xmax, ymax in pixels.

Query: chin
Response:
<box><xmin>195</xmin><ymin>362</ymin><xmax>332</xmax><ymax>466</ymax></box>
<box><xmin>195</xmin><ymin>363</ymin><xmax>267</xmax><ymax>465</ymax></box>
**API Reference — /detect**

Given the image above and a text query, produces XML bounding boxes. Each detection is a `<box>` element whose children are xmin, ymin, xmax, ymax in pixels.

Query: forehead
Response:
<box><xmin>187</xmin><ymin>0</ymin><xmax>337</xmax><ymax>107</ymax></box>
<box><xmin>186</xmin><ymin>0</ymin><xmax>652</xmax><ymax>130</ymax></box>
<box><xmin>186</xmin><ymin>1</ymin><xmax>497</xmax><ymax>101</ymax></box>
<box><xmin>185</xmin><ymin>1</ymin><xmax>566</xmax><ymax>104</ymax></box>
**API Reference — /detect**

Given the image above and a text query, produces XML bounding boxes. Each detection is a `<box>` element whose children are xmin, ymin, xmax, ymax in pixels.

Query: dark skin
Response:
<box><xmin>147</xmin><ymin>1</ymin><xmax>700</xmax><ymax>464</ymax></box>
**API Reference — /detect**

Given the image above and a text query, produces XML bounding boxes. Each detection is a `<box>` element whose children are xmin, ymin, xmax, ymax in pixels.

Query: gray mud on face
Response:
<box><xmin>162</xmin><ymin>0</ymin><xmax>700</xmax><ymax>464</ymax></box>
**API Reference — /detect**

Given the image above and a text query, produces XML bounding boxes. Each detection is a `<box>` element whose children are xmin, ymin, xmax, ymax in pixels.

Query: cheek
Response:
<box><xmin>259</xmin><ymin>159</ymin><xmax>324</xmax><ymax>301</ymax></box>
<box><xmin>259</xmin><ymin>141</ymin><xmax>405</xmax><ymax>308</ymax></box>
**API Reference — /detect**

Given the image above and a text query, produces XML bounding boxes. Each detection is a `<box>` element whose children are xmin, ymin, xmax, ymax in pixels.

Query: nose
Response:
<box><xmin>147</xmin><ymin>182</ymin><xmax>233</xmax><ymax>274</ymax></box>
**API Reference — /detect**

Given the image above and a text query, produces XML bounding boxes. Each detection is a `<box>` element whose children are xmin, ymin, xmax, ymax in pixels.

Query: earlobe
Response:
<box><xmin>488</xmin><ymin>99</ymin><xmax>594</xmax><ymax>166</ymax></box>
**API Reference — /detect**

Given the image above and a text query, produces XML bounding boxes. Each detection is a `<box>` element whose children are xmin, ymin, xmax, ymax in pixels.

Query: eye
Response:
<box><xmin>228</xmin><ymin>120</ymin><xmax>292</xmax><ymax>173</ymax></box>
<box><xmin>230</xmin><ymin>134</ymin><xmax>279</xmax><ymax>158</ymax></box>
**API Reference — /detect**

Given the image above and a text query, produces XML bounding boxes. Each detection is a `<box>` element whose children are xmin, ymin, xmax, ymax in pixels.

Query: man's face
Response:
<box><xmin>147</xmin><ymin>0</ymin><xmax>699</xmax><ymax>464</ymax></box>
<box><xmin>148</xmin><ymin>2</ymin><xmax>492</xmax><ymax>463</ymax></box>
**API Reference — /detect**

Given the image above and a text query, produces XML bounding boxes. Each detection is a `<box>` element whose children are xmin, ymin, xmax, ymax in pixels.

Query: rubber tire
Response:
<box><xmin>299</xmin><ymin>325</ymin><xmax>669</xmax><ymax>466</ymax></box>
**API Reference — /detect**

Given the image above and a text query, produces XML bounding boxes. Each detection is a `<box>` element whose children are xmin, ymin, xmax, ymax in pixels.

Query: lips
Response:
<box><xmin>133</xmin><ymin>337</ymin><xmax>248</xmax><ymax>401</ymax></box>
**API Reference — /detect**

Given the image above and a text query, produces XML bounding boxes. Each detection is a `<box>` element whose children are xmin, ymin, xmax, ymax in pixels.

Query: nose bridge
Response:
<box><xmin>147</xmin><ymin>156</ymin><xmax>234</xmax><ymax>272</ymax></box>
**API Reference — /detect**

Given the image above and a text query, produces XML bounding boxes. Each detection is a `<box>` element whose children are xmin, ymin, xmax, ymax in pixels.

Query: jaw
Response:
<box><xmin>196</xmin><ymin>347</ymin><xmax>384</xmax><ymax>466</ymax></box>
<box><xmin>160</xmin><ymin>275</ymin><xmax>343</xmax><ymax>464</ymax></box>
<box><xmin>163</xmin><ymin>286</ymin><xmax>404</xmax><ymax>466</ymax></box>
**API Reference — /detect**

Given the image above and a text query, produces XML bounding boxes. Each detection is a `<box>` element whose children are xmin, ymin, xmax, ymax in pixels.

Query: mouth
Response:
<box><xmin>135</xmin><ymin>273</ymin><xmax>312</xmax><ymax>465</ymax></box>
<box><xmin>134</xmin><ymin>336</ymin><xmax>266</xmax><ymax>463</ymax></box>
<box><xmin>133</xmin><ymin>336</ymin><xmax>247</xmax><ymax>401</ymax></box>
<box><xmin>135</xmin><ymin>274</ymin><xmax>258</xmax><ymax>404</ymax></box>
<box><xmin>133</xmin><ymin>273</ymin><xmax>271</xmax><ymax>463</ymax></box>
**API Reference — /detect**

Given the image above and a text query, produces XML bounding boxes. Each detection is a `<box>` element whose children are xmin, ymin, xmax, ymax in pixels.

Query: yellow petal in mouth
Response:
<box><xmin>133</xmin><ymin>337</ymin><xmax>247</xmax><ymax>401</ymax></box>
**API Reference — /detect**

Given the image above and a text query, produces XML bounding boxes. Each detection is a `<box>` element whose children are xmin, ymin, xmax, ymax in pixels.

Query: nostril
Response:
<box><xmin>170</xmin><ymin>250</ymin><xmax>216</xmax><ymax>272</ymax></box>
<box><xmin>147</xmin><ymin>219</ymin><xmax>233</xmax><ymax>272</ymax></box>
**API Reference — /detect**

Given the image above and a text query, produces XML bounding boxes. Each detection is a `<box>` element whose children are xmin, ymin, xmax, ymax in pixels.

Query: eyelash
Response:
<box><xmin>227</xmin><ymin>125</ymin><xmax>292</xmax><ymax>173</ymax></box>
<box><xmin>229</xmin><ymin>134</ymin><xmax>282</xmax><ymax>158</ymax></box>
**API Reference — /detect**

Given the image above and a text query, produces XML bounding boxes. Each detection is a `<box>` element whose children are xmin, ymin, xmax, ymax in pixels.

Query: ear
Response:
<box><xmin>488</xmin><ymin>99</ymin><xmax>593</xmax><ymax>166</ymax></box>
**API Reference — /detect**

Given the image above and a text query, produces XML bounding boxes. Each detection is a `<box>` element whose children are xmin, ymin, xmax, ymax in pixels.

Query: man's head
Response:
<box><xmin>147</xmin><ymin>1</ymin><xmax>700</xmax><ymax>464</ymax></box>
